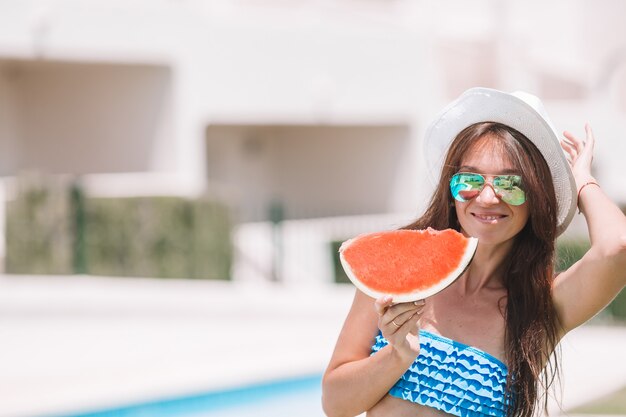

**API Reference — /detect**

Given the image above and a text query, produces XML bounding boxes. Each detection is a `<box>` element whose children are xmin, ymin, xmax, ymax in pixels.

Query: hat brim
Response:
<box><xmin>424</xmin><ymin>87</ymin><xmax>577</xmax><ymax>236</ymax></box>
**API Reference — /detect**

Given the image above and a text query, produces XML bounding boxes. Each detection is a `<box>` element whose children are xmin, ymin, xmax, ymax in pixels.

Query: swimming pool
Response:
<box><xmin>54</xmin><ymin>374</ymin><xmax>324</xmax><ymax>417</ymax></box>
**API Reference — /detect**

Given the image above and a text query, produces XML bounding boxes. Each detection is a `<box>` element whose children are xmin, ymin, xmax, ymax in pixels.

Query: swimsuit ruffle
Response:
<box><xmin>371</xmin><ymin>330</ymin><xmax>509</xmax><ymax>417</ymax></box>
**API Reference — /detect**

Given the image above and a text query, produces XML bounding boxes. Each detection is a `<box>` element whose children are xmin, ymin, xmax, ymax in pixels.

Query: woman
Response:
<box><xmin>322</xmin><ymin>88</ymin><xmax>626</xmax><ymax>417</ymax></box>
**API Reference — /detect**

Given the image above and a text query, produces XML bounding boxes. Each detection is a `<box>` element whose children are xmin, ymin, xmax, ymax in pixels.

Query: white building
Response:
<box><xmin>0</xmin><ymin>0</ymin><xmax>625</xmax><ymax>283</ymax></box>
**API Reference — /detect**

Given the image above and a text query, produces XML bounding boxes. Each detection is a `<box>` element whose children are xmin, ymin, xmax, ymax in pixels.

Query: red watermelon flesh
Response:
<box><xmin>339</xmin><ymin>228</ymin><xmax>477</xmax><ymax>302</ymax></box>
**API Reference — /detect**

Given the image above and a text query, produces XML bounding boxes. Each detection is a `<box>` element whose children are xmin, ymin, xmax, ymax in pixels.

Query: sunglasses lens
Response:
<box><xmin>450</xmin><ymin>173</ymin><xmax>484</xmax><ymax>202</ymax></box>
<box><xmin>450</xmin><ymin>173</ymin><xmax>526</xmax><ymax>205</ymax></box>
<box><xmin>494</xmin><ymin>176</ymin><xmax>526</xmax><ymax>205</ymax></box>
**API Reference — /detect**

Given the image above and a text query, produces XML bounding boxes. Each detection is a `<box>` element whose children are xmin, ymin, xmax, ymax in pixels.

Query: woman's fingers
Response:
<box><xmin>386</xmin><ymin>299</ymin><xmax>424</xmax><ymax>318</ymax></box>
<box><xmin>563</xmin><ymin>124</ymin><xmax>596</xmax><ymax>171</ymax></box>
<box><xmin>585</xmin><ymin>123</ymin><xmax>595</xmax><ymax>142</ymax></box>
<box><xmin>386</xmin><ymin>307</ymin><xmax>419</xmax><ymax>328</ymax></box>
<box><xmin>402</xmin><ymin>307</ymin><xmax>424</xmax><ymax>330</ymax></box>
<box><xmin>375</xmin><ymin>297</ymin><xmax>425</xmax><ymax>316</ymax></box>
<box><xmin>564</xmin><ymin>125</ymin><xmax>596</xmax><ymax>152</ymax></box>
<box><xmin>375</xmin><ymin>296</ymin><xmax>426</xmax><ymax>339</ymax></box>
<box><xmin>563</xmin><ymin>130</ymin><xmax>584</xmax><ymax>149</ymax></box>
<box><xmin>583</xmin><ymin>123</ymin><xmax>596</xmax><ymax>156</ymax></box>
<box><xmin>374</xmin><ymin>295</ymin><xmax>393</xmax><ymax>316</ymax></box>
<box><xmin>392</xmin><ymin>311</ymin><xmax>423</xmax><ymax>354</ymax></box>
<box><xmin>561</xmin><ymin>140</ymin><xmax>577</xmax><ymax>164</ymax></box>
<box><xmin>407</xmin><ymin>311</ymin><xmax>422</xmax><ymax>336</ymax></box>
<box><xmin>563</xmin><ymin>124</ymin><xmax>596</xmax><ymax>180</ymax></box>
<box><xmin>383</xmin><ymin>301</ymin><xmax>425</xmax><ymax>335</ymax></box>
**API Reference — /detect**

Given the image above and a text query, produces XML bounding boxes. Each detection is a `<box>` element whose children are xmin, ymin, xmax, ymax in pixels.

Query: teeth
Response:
<box><xmin>476</xmin><ymin>215</ymin><xmax>502</xmax><ymax>220</ymax></box>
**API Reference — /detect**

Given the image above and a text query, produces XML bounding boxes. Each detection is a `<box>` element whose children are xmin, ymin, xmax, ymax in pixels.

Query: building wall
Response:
<box><xmin>0</xmin><ymin>60</ymin><xmax>174</xmax><ymax>175</ymax></box>
<box><xmin>0</xmin><ymin>0</ymin><xmax>623</xmax><ymax>206</ymax></box>
<box><xmin>0</xmin><ymin>0</ymin><xmax>437</xmax><ymax>204</ymax></box>
<box><xmin>0</xmin><ymin>0</ymin><xmax>624</xmax><ymax>284</ymax></box>
<box><xmin>206</xmin><ymin>124</ymin><xmax>412</xmax><ymax>222</ymax></box>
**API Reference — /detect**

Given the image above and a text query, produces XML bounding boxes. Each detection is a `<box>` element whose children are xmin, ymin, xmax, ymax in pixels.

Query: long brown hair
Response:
<box><xmin>405</xmin><ymin>122</ymin><xmax>561</xmax><ymax>417</ymax></box>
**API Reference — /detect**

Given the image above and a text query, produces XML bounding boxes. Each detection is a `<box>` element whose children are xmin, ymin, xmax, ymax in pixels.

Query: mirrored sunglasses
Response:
<box><xmin>449</xmin><ymin>172</ymin><xmax>526</xmax><ymax>206</ymax></box>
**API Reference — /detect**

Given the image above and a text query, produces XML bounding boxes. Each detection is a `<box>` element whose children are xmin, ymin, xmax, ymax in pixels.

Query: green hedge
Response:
<box><xmin>330</xmin><ymin>240</ymin><xmax>350</xmax><ymax>284</ymax></box>
<box><xmin>7</xmin><ymin>177</ymin><xmax>232</xmax><ymax>280</ymax></box>
<box><xmin>555</xmin><ymin>239</ymin><xmax>590</xmax><ymax>272</ymax></box>
<box><xmin>555</xmin><ymin>238</ymin><xmax>626</xmax><ymax>320</ymax></box>
<box><xmin>330</xmin><ymin>237</ymin><xmax>626</xmax><ymax>321</ymax></box>
<box><xmin>6</xmin><ymin>177</ymin><xmax>73</xmax><ymax>274</ymax></box>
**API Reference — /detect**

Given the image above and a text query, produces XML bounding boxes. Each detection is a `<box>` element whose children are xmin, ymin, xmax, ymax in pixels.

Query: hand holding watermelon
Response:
<box><xmin>375</xmin><ymin>296</ymin><xmax>425</xmax><ymax>361</ymax></box>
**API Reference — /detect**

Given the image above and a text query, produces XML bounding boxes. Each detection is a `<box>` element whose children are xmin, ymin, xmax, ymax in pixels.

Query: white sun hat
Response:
<box><xmin>423</xmin><ymin>87</ymin><xmax>577</xmax><ymax>236</ymax></box>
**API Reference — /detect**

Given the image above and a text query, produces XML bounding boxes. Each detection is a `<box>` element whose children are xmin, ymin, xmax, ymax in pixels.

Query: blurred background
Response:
<box><xmin>0</xmin><ymin>0</ymin><xmax>625</xmax><ymax>416</ymax></box>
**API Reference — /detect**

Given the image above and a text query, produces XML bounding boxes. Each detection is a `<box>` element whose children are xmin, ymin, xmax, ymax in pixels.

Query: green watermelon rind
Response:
<box><xmin>339</xmin><ymin>230</ymin><xmax>478</xmax><ymax>303</ymax></box>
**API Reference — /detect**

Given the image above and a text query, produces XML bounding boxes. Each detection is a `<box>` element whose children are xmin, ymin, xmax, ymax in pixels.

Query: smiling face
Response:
<box><xmin>454</xmin><ymin>134</ymin><xmax>530</xmax><ymax>247</ymax></box>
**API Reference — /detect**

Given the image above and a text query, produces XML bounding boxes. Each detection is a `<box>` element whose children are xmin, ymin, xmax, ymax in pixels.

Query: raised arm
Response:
<box><xmin>553</xmin><ymin>123</ymin><xmax>626</xmax><ymax>334</ymax></box>
<box><xmin>322</xmin><ymin>290</ymin><xmax>424</xmax><ymax>417</ymax></box>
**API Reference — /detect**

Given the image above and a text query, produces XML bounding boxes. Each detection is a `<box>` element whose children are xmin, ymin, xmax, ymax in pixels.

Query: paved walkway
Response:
<box><xmin>0</xmin><ymin>275</ymin><xmax>624</xmax><ymax>417</ymax></box>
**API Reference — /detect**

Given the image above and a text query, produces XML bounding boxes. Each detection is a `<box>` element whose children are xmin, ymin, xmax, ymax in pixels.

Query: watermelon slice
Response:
<box><xmin>339</xmin><ymin>228</ymin><xmax>478</xmax><ymax>302</ymax></box>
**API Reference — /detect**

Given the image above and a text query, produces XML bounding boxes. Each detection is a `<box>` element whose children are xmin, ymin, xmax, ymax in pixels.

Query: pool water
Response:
<box><xmin>197</xmin><ymin>378</ymin><xmax>323</xmax><ymax>417</ymax></box>
<box><xmin>55</xmin><ymin>375</ymin><xmax>324</xmax><ymax>417</ymax></box>
<box><xmin>198</xmin><ymin>375</ymin><xmax>323</xmax><ymax>417</ymax></box>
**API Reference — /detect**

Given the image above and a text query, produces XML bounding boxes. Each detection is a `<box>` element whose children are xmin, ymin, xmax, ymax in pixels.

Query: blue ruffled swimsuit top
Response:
<box><xmin>371</xmin><ymin>330</ymin><xmax>509</xmax><ymax>417</ymax></box>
